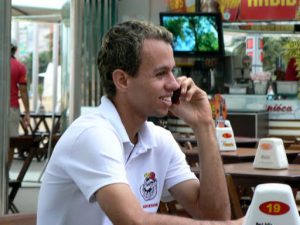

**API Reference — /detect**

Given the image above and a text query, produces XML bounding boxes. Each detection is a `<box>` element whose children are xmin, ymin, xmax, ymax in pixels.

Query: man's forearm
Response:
<box><xmin>20</xmin><ymin>86</ymin><xmax>30</xmax><ymax>113</ymax></box>
<box><xmin>144</xmin><ymin>211</ymin><xmax>236</xmax><ymax>225</ymax></box>
<box><xmin>194</xmin><ymin>120</ymin><xmax>231</xmax><ymax>220</ymax></box>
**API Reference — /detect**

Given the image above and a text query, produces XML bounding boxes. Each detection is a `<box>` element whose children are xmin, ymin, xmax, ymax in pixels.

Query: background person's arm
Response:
<box><xmin>19</xmin><ymin>84</ymin><xmax>30</xmax><ymax>128</ymax></box>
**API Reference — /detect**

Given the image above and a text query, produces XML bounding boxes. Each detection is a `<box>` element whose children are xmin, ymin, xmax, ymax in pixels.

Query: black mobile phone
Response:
<box><xmin>171</xmin><ymin>87</ymin><xmax>181</xmax><ymax>105</ymax></box>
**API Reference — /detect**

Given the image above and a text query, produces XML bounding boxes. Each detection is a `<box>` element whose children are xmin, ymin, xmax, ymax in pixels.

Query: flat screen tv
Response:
<box><xmin>160</xmin><ymin>12</ymin><xmax>225</xmax><ymax>57</ymax></box>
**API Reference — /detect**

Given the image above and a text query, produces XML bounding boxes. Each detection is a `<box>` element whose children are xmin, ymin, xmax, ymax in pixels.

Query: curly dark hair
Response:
<box><xmin>97</xmin><ymin>20</ymin><xmax>173</xmax><ymax>99</ymax></box>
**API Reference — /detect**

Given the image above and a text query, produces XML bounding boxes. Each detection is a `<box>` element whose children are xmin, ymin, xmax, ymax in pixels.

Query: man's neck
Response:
<box><xmin>112</xmin><ymin>96</ymin><xmax>145</xmax><ymax>144</ymax></box>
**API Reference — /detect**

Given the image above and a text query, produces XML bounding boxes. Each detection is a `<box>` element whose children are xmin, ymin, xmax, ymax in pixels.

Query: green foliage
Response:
<box><xmin>262</xmin><ymin>37</ymin><xmax>288</xmax><ymax>71</ymax></box>
<box><xmin>163</xmin><ymin>16</ymin><xmax>219</xmax><ymax>52</ymax></box>
<box><xmin>198</xmin><ymin>32</ymin><xmax>218</xmax><ymax>51</ymax></box>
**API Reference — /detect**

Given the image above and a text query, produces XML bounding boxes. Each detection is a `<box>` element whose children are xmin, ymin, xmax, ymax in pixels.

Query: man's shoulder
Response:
<box><xmin>11</xmin><ymin>58</ymin><xmax>26</xmax><ymax>72</ymax></box>
<box><xmin>145</xmin><ymin>121</ymin><xmax>174</xmax><ymax>142</ymax></box>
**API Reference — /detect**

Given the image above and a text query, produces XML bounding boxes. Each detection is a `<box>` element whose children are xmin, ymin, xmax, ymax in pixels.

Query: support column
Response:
<box><xmin>0</xmin><ymin>0</ymin><xmax>11</xmax><ymax>214</ymax></box>
<box><xmin>69</xmin><ymin>0</ymin><xmax>83</xmax><ymax>123</ymax></box>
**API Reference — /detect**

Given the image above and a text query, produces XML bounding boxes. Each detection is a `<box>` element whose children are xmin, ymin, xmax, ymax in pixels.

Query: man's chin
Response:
<box><xmin>151</xmin><ymin>111</ymin><xmax>169</xmax><ymax>118</ymax></box>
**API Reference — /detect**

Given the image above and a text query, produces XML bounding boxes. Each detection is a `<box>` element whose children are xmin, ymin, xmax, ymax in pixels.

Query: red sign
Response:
<box><xmin>221</xmin><ymin>0</ymin><xmax>300</xmax><ymax>21</ymax></box>
<box><xmin>260</xmin><ymin>143</ymin><xmax>272</xmax><ymax>150</ymax></box>
<box><xmin>259</xmin><ymin>201</ymin><xmax>290</xmax><ymax>215</ymax></box>
<box><xmin>240</xmin><ymin>0</ymin><xmax>298</xmax><ymax>21</ymax></box>
<box><xmin>222</xmin><ymin>133</ymin><xmax>232</xmax><ymax>138</ymax></box>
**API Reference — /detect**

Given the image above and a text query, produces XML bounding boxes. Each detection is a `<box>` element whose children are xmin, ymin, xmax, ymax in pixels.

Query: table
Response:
<box><xmin>175</xmin><ymin>135</ymin><xmax>258</xmax><ymax>148</ymax></box>
<box><xmin>20</xmin><ymin>112</ymin><xmax>61</xmax><ymax>161</ymax></box>
<box><xmin>224</xmin><ymin>162</ymin><xmax>300</xmax><ymax>216</ymax></box>
<box><xmin>224</xmin><ymin>162</ymin><xmax>300</xmax><ymax>188</ymax></box>
<box><xmin>191</xmin><ymin>162</ymin><xmax>300</xmax><ymax>217</ymax></box>
<box><xmin>20</xmin><ymin>112</ymin><xmax>61</xmax><ymax>135</ymax></box>
<box><xmin>183</xmin><ymin>147</ymin><xmax>300</xmax><ymax>165</ymax></box>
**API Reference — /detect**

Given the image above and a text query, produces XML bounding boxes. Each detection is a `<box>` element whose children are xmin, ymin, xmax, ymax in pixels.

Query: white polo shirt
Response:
<box><xmin>37</xmin><ymin>96</ymin><xmax>197</xmax><ymax>225</ymax></box>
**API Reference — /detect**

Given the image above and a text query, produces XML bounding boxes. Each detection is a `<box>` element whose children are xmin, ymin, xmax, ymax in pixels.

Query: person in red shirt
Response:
<box><xmin>285</xmin><ymin>57</ymin><xmax>299</xmax><ymax>81</ymax></box>
<box><xmin>9</xmin><ymin>40</ymin><xmax>30</xmax><ymax>165</ymax></box>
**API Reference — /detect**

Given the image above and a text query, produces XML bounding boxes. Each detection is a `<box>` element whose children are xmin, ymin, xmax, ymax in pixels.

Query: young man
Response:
<box><xmin>37</xmin><ymin>20</ymin><xmax>243</xmax><ymax>225</ymax></box>
<box><xmin>10</xmin><ymin>40</ymin><xmax>30</xmax><ymax>137</ymax></box>
<box><xmin>8</xmin><ymin>40</ymin><xmax>30</xmax><ymax>167</ymax></box>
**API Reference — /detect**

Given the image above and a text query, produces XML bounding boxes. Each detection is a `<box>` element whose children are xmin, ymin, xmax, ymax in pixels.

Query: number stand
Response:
<box><xmin>243</xmin><ymin>183</ymin><xmax>300</xmax><ymax>225</ymax></box>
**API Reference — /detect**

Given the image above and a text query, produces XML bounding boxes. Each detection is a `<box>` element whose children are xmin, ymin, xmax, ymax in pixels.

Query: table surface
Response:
<box><xmin>183</xmin><ymin>147</ymin><xmax>300</xmax><ymax>164</ymax></box>
<box><xmin>175</xmin><ymin>135</ymin><xmax>258</xmax><ymax>144</ymax></box>
<box><xmin>191</xmin><ymin>162</ymin><xmax>300</xmax><ymax>186</ymax></box>
<box><xmin>224</xmin><ymin>162</ymin><xmax>300</xmax><ymax>179</ymax></box>
<box><xmin>224</xmin><ymin>163</ymin><xmax>300</xmax><ymax>188</ymax></box>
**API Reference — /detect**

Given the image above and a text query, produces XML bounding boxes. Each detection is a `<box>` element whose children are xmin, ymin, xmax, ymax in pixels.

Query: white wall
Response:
<box><xmin>117</xmin><ymin>0</ymin><xmax>168</xmax><ymax>25</ymax></box>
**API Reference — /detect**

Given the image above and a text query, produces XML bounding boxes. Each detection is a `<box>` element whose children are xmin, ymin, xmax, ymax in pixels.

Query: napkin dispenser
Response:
<box><xmin>243</xmin><ymin>183</ymin><xmax>300</xmax><ymax>225</ymax></box>
<box><xmin>253</xmin><ymin>138</ymin><xmax>288</xmax><ymax>169</ymax></box>
<box><xmin>216</xmin><ymin>120</ymin><xmax>237</xmax><ymax>151</ymax></box>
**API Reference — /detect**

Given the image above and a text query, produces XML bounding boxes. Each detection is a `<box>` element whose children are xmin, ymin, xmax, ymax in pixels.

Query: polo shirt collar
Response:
<box><xmin>98</xmin><ymin>96</ymin><xmax>157</xmax><ymax>150</ymax></box>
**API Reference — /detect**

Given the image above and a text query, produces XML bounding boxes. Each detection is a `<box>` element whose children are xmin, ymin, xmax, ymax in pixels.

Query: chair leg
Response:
<box><xmin>9</xmin><ymin>201</ymin><xmax>19</xmax><ymax>213</ymax></box>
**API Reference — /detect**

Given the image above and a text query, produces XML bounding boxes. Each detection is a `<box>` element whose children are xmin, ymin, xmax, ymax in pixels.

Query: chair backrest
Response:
<box><xmin>158</xmin><ymin>201</ymin><xmax>191</xmax><ymax>218</ymax></box>
<box><xmin>9</xmin><ymin>135</ymin><xmax>36</xmax><ymax>181</ymax></box>
<box><xmin>0</xmin><ymin>213</ymin><xmax>36</xmax><ymax>225</ymax></box>
<box><xmin>226</xmin><ymin>174</ymin><xmax>244</xmax><ymax>219</ymax></box>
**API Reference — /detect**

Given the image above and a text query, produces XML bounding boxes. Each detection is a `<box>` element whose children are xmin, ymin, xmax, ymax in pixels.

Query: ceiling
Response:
<box><xmin>11</xmin><ymin>0</ymin><xmax>66</xmax><ymax>23</ymax></box>
<box><xmin>12</xmin><ymin>6</ymin><xmax>60</xmax><ymax>16</ymax></box>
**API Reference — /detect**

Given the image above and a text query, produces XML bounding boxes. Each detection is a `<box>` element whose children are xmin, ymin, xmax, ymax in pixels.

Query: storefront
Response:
<box><xmin>165</xmin><ymin>0</ymin><xmax>300</xmax><ymax>140</ymax></box>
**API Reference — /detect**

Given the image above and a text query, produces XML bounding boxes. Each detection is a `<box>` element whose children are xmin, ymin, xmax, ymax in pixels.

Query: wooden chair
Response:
<box><xmin>181</xmin><ymin>147</ymin><xmax>199</xmax><ymax>167</ymax></box>
<box><xmin>158</xmin><ymin>201</ymin><xmax>191</xmax><ymax>218</ymax></box>
<box><xmin>226</xmin><ymin>174</ymin><xmax>244</xmax><ymax>219</ymax></box>
<box><xmin>158</xmin><ymin>175</ymin><xmax>244</xmax><ymax>220</ymax></box>
<box><xmin>8</xmin><ymin>135</ymin><xmax>40</xmax><ymax>213</ymax></box>
<box><xmin>0</xmin><ymin>213</ymin><xmax>36</xmax><ymax>225</ymax></box>
<box><xmin>35</xmin><ymin>134</ymin><xmax>61</xmax><ymax>161</ymax></box>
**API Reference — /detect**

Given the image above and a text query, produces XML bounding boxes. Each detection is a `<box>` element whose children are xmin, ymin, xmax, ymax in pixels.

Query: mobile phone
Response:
<box><xmin>171</xmin><ymin>87</ymin><xmax>181</xmax><ymax>105</ymax></box>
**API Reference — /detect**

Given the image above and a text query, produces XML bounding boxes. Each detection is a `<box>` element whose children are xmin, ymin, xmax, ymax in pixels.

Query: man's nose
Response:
<box><xmin>168</xmin><ymin>74</ymin><xmax>180</xmax><ymax>90</ymax></box>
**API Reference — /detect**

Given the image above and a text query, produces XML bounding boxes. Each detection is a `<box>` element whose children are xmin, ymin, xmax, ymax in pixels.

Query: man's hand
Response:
<box><xmin>21</xmin><ymin>113</ymin><xmax>30</xmax><ymax>130</ymax></box>
<box><xmin>169</xmin><ymin>76</ymin><xmax>212</xmax><ymax>129</ymax></box>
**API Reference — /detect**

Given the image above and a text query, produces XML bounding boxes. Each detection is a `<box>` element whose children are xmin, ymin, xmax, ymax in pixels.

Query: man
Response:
<box><xmin>9</xmin><ymin>40</ymin><xmax>30</xmax><ymax>166</ymax></box>
<box><xmin>10</xmin><ymin>40</ymin><xmax>30</xmax><ymax>136</ymax></box>
<box><xmin>37</xmin><ymin>20</ymin><xmax>243</xmax><ymax>225</ymax></box>
<box><xmin>285</xmin><ymin>57</ymin><xmax>299</xmax><ymax>81</ymax></box>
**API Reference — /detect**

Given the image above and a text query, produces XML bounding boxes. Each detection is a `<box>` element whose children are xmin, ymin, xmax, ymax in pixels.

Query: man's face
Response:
<box><xmin>126</xmin><ymin>39</ymin><xmax>180</xmax><ymax>119</ymax></box>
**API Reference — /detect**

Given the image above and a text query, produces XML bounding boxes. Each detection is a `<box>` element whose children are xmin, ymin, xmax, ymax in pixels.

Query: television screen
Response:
<box><xmin>160</xmin><ymin>12</ymin><xmax>225</xmax><ymax>57</ymax></box>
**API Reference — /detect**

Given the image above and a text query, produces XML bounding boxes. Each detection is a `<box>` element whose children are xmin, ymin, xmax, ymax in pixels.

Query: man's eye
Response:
<box><xmin>156</xmin><ymin>71</ymin><xmax>165</xmax><ymax>77</ymax></box>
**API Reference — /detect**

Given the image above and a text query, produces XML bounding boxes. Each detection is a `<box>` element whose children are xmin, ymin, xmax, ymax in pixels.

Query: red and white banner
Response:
<box><xmin>220</xmin><ymin>0</ymin><xmax>300</xmax><ymax>21</ymax></box>
<box><xmin>239</xmin><ymin>0</ymin><xmax>299</xmax><ymax>21</ymax></box>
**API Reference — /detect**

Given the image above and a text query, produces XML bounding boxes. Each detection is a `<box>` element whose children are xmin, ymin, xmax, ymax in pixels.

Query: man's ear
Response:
<box><xmin>112</xmin><ymin>69</ymin><xmax>129</xmax><ymax>92</ymax></box>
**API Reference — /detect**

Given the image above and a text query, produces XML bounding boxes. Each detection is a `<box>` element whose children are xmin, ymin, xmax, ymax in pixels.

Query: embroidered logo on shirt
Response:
<box><xmin>140</xmin><ymin>172</ymin><xmax>157</xmax><ymax>201</ymax></box>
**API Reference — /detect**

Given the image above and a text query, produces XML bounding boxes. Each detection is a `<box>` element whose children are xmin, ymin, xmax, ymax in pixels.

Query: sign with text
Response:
<box><xmin>220</xmin><ymin>0</ymin><xmax>300</xmax><ymax>21</ymax></box>
<box><xmin>267</xmin><ymin>100</ymin><xmax>300</xmax><ymax>119</ymax></box>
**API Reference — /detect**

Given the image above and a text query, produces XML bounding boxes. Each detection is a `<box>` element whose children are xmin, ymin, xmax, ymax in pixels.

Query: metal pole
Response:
<box><xmin>69</xmin><ymin>0</ymin><xmax>83</xmax><ymax>123</ymax></box>
<box><xmin>32</xmin><ymin>23</ymin><xmax>39</xmax><ymax>112</ymax></box>
<box><xmin>38</xmin><ymin>23</ymin><xmax>60</xmax><ymax>182</ymax></box>
<box><xmin>0</xmin><ymin>0</ymin><xmax>11</xmax><ymax>214</ymax></box>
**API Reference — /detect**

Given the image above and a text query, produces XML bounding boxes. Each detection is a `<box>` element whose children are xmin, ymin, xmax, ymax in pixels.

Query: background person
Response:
<box><xmin>37</xmin><ymin>20</ymin><xmax>243</xmax><ymax>225</ymax></box>
<box><xmin>8</xmin><ymin>40</ymin><xmax>30</xmax><ymax>165</ymax></box>
<box><xmin>285</xmin><ymin>57</ymin><xmax>299</xmax><ymax>81</ymax></box>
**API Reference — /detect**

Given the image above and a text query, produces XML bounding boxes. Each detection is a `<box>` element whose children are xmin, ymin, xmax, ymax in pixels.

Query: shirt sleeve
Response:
<box><xmin>63</xmin><ymin>126</ymin><xmax>129</xmax><ymax>202</ymax></box>
<box><xmin>160</xmin><ymin>131</ymin><xmax>197</xmax><ymax>202</ymax></box>
<box><xmin>18</xmin><ymin>62</ymin><xmax>27</xmax><ymax>84</ymax></box>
